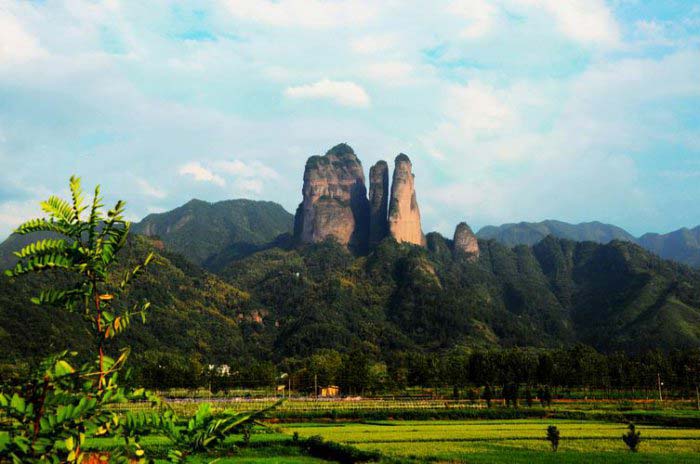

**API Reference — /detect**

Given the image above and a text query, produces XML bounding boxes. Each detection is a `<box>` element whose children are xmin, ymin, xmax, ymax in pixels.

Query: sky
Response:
<box><xmin>0</xmin><ymin>0</ymin><xmax>699</xmax><ymax>240</ymax></box>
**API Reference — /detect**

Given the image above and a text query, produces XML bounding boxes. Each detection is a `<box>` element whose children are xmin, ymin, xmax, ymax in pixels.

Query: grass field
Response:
<box><xmin>281</xmin><ymin>419</ymin><xmax>700</xmax><ymax>463</ymax></box>
<box><xmin>89</xmin><ymin>399</ymin><xmax>700</xmax><ymax>462</ymax></box>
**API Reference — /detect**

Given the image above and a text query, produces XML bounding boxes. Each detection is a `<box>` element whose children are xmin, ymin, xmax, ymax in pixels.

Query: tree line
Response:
<box><xmin>132</xmin><ymin>344</ymin><xmax>700</xmax><ymax>398</ymax></box>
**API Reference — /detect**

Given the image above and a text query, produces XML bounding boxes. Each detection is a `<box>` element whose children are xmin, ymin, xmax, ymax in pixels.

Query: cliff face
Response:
<box><xmin>453</xmin><ymin>222</ymin><xmax>479</xmax><ymax>260</ymax></box>
<box><xmin>294</xmin><ymin>143</ymin><xmax>370</xmax><ymax>252</ymax></box>
<box><xmin>368</xmin><ymin>160</ymin><xmax>389</xmax><ymax>245</ymax></box>
<box><xmin>388</xmin><ymin>154</ymin><xmax>425</xmax><ymax>246</ymax></box>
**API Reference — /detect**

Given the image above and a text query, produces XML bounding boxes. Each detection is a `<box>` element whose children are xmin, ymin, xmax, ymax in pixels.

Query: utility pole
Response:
<box><xmin>657</xmin><ymin>373</ymin><xmax>663</xmax><ymax>401</ymax></box>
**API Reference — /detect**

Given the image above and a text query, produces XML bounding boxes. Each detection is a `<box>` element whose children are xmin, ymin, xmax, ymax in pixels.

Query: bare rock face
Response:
<box><xmin>388</xmin><ymin>154</ymin><xmax>425</xmax><ymax>246</ymax></box>
<box><xmin>368</xmin><ymin>160</ymin><xmax>389</xmax><ymax>245</ymax></box>
<box><xmin>294</xmin><ymin>143</ymin><xmax>370</xmax><ymax>252</ymax></box>
<box><xmin>453</xmin><ymin>222</ymin><xmax>479</xmax><ymax>260</ymax></box>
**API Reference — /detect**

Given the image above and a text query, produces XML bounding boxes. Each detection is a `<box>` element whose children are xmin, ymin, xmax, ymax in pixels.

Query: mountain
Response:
<box><xmin>637</xmin><ymin>227</ymin><xmax>700</xmax><ymax>268</ymax></box>
<box><xmin>477</xmin><ymin>220</ymin><xmax>700</xmax><ymax>268</ymax></box>
<box><xmin>2</xmin><ymin>142</ymin><xmax>700</xmax><ymax>368</ymax></box>
<box><xmin>216</xmin><ymin>235</ymin><xmax>700</xmax><ymax>354</ymax></box>
<box><xmin>133</xmin><ymin>198</ymin><xmax>293</xmax><ymax>269</ymax></box>
<box><xmin>477</xmin><ymin>220</ymin><xmax>637</xmax><ymax>247</ymax></box>
<box><xmin>0</xmin><ymin>235</ymin><xmax>254</xmax><ymax>365</ymax></box>
<box><xmin>0</xmin><ymin>231</ymin><xmax>58</xmax><ymax>270</ymax></box>
<box><xmin>4</xmin><ymin>230</ymin><xmax>699</xmax><ymax>367</ymax></box>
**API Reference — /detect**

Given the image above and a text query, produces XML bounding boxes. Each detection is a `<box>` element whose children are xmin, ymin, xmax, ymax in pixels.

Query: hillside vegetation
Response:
<box><xmin>477</xmin><ymin>220</ymin><xmax>700</xmax><ymax>268</ymax></box>
<box><xmin>5</xmin><ymin>230</ymin><xmax>700</xmax><ymax>370</ymax></box>
<box><xmin>133</xmin><ymin>198</ymin><xmax>293</xmax><ymax>269</ymax></box>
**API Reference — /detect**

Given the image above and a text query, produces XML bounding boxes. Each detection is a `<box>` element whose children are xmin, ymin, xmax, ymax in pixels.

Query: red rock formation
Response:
<box><xmin>369</xmin><ymin>160</ymin><xmax>389</xmax><ymax>245</ymax></box>
<box><xmin>453</xmin><ymin>222</ymin><xmax>479</xmax><ymax>260</ymax></box>
<box><xmin>294</xmin><ymin>144</ymin><xmax>370</xmax><ymax>251</ymax></box>
<box><xmin>388</xmin><ymin>154</ymin><xmax>425</xmax><ymax>246</ymax></box>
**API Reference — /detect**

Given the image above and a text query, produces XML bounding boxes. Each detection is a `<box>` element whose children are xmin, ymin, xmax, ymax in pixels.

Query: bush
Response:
<box><xmin>622</xmin><ymin>423</ymin><xmax>641</xmax><ymax>452</ymax></box>
<box><xmin>546</xmin><ymin>425</ymin><xmax>560</xmax><ymax>452</ymax></box>
<box><xmin>303</xmin><ymin>435</ymin><xmax>381</xmax><ymax>463</ymax></box>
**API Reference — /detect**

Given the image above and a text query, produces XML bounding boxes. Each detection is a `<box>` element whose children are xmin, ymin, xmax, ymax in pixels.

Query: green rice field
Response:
<box><xmin>281</xmin><ymin>419</ymin><xmax>700</xmax><ymax>463</ymax></box>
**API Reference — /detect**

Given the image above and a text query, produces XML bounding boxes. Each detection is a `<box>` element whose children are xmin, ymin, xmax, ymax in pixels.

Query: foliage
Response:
<box><xmin>482</xmin><ymin>385</ymin><xmax>493</xmax><ymax>408</ymax></box>
<box><xmin>3</xmin><ymin>197</ymin><xmax>700</xmax><ymax>395</ymax></box>
<box><xmin>4</xmin><ymin>176</ymin><xmax>153</xmax><ymax>388</ymax></box>
<box><xmin>623</xmin><ymin>423</ymin><xmax>642</xmax><ymax>452</ymax></box>
<box><xmin>132</xmin><ymin>198</ymin><xmax>293</xmax><ymax>269</ymax></box>
<box><xmin>546</xmin><ymin>425</ymin><xmax>560</xmax><ymax>451</ymax></box>
<box><xmin>160</xmin><ymin>401</ymin><xmax>281</xmax><ymax>462</ymax></box>
<box><xmin>0</xmin><ymin>350</ymin><xmax>160</xmax><ymax>463</ymax></box>
<box><xmin>286</xmin><ymin>419</ymin><xmax>700</xmax><ymax>462</ymax></box>
<box><xmin>301</xmin><ymin>435</ymin><xmax>381</xmax><ymax>464</ymax></box>
<box><xmin>0</xmin><ymin>177</ymin><xmax>154</xmax><ymax>463</ymax></box>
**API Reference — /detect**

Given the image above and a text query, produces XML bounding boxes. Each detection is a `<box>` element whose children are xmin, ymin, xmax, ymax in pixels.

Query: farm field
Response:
<box><xmin>281</xmin><ymin>419</ymin><xmax>700</xmax><ymax>463</ymax></box>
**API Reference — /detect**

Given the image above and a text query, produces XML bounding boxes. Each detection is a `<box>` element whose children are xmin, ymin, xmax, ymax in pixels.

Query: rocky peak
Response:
<box><xmin>453</xmin><ymin>222</ymin><xmax>479</xmax><ymax>260</ymax></box>
<box><xmin>294</xmin><ymin>144</ymin><xmax>370</xmax><ymax>252</ymax></box>
<box><xmin>369</xmin><ymin>160</ymin><xmax>389</xmax><ymax>245</ymax></box>
<box><xmin>388</xmin><ymin>154</ymin><xmax>425</xmax><ymax>246</ymax></box>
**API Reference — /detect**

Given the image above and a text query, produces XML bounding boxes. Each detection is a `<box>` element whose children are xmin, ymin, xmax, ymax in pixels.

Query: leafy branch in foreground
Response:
<box><xmin>0</xmin><ymin>351</ymin><xmax>159</xmax><ymax>463</ymax></box>
<box><xmin>160</xmin><ymin>400</ymin><xmax>283</xmax><ymax>463</ymax></box>
<box><xmin>1</xmin><ymin>176</ymin><xmax>155</xmax><ymax>463</ymax></box>
<box><xmin>5</xmin><ymin>175</ymin><xmax>153</xmax><ymax>389</ymax></box>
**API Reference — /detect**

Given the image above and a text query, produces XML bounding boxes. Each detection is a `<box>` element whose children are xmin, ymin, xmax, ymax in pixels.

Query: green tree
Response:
<box><xmin>482</xmin><ymin>385</ymin><xmax>493</xmax><ymax>408</ymax></box>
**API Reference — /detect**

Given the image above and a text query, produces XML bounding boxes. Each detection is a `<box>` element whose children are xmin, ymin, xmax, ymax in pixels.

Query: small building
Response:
<box><xmin>320</xmin><ymin>385</ymin><xmax>340</xmax><ymax>397</ymax></box>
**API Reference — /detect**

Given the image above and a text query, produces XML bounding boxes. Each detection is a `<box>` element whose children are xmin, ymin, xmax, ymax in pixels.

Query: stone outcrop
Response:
<box><xmin>453</xmin><ymin>222</ymin><xmax>479</xmax><ymax>260</ymax></box>
<box><xmin>293</xmin><ymin>143</ymin><xmax>370</xmax><ymax>252</ymax></box>
<box><xmin>388</xmin><ymin>154</ymin><xmax>425</xmax><ymax>246</ymax></box>
<box><xmin>368</xmin><ymin>160</ymin><xmax>389</xmax><ymax>245</ymax></box>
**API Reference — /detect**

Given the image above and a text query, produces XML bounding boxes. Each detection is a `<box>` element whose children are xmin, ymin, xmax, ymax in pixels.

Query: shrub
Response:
<box><xmin>546</xmin><ymin>425</ymin><xmax>560</xmax><ymax>452</ymax></box>
<box><xmin>303</xmin><ymin>435</ymin><xmax>381</xmax><ymax>463</ymax></box>
<box><xmin>622</xmin><ymin>423</ymin><xmax>641</xmax><ymax>452</ymax></box>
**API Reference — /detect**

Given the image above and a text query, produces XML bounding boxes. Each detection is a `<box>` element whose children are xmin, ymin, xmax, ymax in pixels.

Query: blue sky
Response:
<box><xmin>0</xmin><ymin>0</ymin><xmax>699</xmax><ymax>239</ymax></box>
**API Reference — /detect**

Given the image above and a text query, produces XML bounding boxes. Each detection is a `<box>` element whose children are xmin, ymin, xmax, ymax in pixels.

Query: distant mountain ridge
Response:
<box><xmin>477</xmin><ymin>220</ymin><xmax>636</xmax><ymax>246</ymax></box>
<box><xmin>638</xmin><ymin>227</ymin><xmax>700</xmax><ymax>268</ymax></box>
<box><xmin>477</xmin><ymin>220</ymin><xmax>700</xmax><ymax>268</ymax></box>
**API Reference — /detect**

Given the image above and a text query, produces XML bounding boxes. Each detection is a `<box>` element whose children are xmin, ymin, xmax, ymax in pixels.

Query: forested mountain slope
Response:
<box><xmin>2</xmin><ymin>232</ymin><xmax>699</xmax><ymax>372</ymax></box>
<box><xmin>132</xmin><ymin>198</ymin><xmax>293</xmax><ymax>269</ymax></box>
<box><xmin>0</xmin><ymin>236</ymin><xmax>253</xmax><ymax>367</ymax></box>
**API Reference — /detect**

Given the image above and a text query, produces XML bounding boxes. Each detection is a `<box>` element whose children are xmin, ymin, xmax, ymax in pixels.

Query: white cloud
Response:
<box><xmin>419</xmin><ymin>50</ymin><xmax>700</xmax><ymax>233</ymax></box>
<box><xmin>178</xmin><ymin>162</ymin><xmax>225</xmax><ymax>186</ymax></box>
<box><xmin>237</xmin><ymin>178</ymin><xmax>264</xmax><ymax>194</ymax></box>
<box><xmin>221</xmin><ymin>0</ymin><xmax>378</xmax><ymax>28</ymax></box>
<box><xmin>284</xmin><ymin>79</ymin><xmax>370</xmax><ymax>107</ymax></box>
<box><xmin>424</xmin><ymin>80</ymin><xmax>517</xmax><ymax>158</ymax></box>
<box><xmin>136</xmin><ymin>178</ymin><xmax>166</xmax><ymax>199</ymax></box>
<box><xmin>363</xmin><ymin>61</ymin><xmax>415</xmax><ymax>85</ymax></box>
<box><xmin>515</xmin><ymin>0</ymin><xmax>621</xmax><ymax>45</ymax></box>
<box><xmin>215</xmin><ymin>160</ymin><xmax>280</xmax><ymax>179</ymax></box>
<box><xmin>448</xmin><ymin>0</ymin><xmax>498</xmax><ymax>39</ymax></box>
<box><xmin>0</xmin><ymin>10</ymin><xmax>46</xmax><ymax>63</ymax></box>
<box><xmin>350</xmin><ymin>33</ymin><xmax>397</xmax><ymax>54</ymax></box>
<box><xmin>0</xmin><ymin>199</ymin><xmax>42</xmax><ymax>239</ymax></box>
